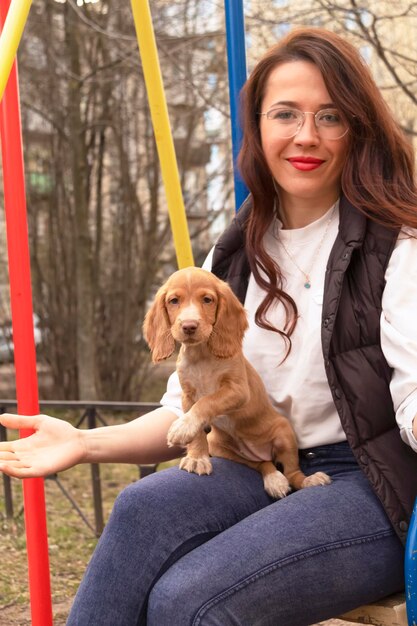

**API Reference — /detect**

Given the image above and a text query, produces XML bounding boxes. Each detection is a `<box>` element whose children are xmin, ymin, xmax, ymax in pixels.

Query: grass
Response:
<box><xmin>0</xmin><ymin>463</ymin><xmax>132</xmax><ymax>622</ymax></box>
<box><xmin>0</xmin><ymin>404</ymin><xmax>178</xmax><ymax>625</ymax></box>
<box><xmin>0</xmin><ymin>360</ymin><xmax>177</xmax><ymax>623</ymax></box>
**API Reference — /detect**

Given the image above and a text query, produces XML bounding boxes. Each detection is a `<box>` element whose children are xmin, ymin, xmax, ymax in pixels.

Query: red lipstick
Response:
<box><xmin>287</xmin><ymin>157</ymin><xmax>325</xmax><ymax>171</ymax></box>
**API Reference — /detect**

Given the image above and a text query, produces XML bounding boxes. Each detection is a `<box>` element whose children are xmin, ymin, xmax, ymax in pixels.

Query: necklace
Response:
<box><xmin>276</xmin><ymin>203</ymin><xmax>337</xmax><ymax>289</ymax></box>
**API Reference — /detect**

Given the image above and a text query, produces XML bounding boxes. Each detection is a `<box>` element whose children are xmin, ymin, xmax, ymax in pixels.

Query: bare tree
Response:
<box><xmin>19</xmin><ymin>0</ymin><xmax>232</xmax><ymax>400</ymax></box>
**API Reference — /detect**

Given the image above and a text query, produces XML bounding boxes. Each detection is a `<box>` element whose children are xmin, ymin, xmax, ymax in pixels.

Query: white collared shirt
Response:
<box><xmin>160</xmin><ymin>203</ymin><xmax>417</xmax><ymax>453</ymax></box>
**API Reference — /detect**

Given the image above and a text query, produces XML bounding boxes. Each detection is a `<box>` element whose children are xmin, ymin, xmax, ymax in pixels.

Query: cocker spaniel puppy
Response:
<box><xmin>143</xmin><ymin>267</ymin><xmax>330</xmax><ymax>498</ymax></box>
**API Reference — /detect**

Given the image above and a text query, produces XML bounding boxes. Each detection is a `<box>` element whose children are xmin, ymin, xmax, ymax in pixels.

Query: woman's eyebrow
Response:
<box><xmin>267</xmin><ymin>100</ymin><xmax>336</xmax><ymax>109</ymax></box>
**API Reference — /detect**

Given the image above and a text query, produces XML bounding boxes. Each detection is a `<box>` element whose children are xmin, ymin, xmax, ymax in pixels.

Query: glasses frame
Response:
<box><xmin>258</xmin><ymin>107</ymin><xmax>349</xmax><ymax>141</ymax></box>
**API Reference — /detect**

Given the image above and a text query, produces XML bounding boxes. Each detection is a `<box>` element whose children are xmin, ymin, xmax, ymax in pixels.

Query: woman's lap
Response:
<box><xmin>67</xmin><ymin>443</ymin><xmax>404</xmax><ymax>626</ymax></box>
<box><xmin>67</xmin><ymin>454</ymin><xmax>273</xmax><ymax>625</ymax></box>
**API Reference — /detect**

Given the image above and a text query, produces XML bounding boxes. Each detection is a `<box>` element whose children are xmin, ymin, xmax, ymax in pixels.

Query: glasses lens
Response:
<box><xmin>315</xmin><ymin>109</ymin><xmax>348</xmax><ymax>140</ymax></box>
<box><xmin>265</xmin><ymin>107</ymin><xmax>302</xmax><ymax>138</ymax></box>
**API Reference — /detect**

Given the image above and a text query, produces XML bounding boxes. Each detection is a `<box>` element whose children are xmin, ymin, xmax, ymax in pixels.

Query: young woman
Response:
<box><xmin>1</xmin><ymin>28</ymin><xmax>417</xmax><ymax>626</ymax></box>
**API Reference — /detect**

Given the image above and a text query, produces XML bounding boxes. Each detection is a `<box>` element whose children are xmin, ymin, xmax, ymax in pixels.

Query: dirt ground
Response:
<box><xmin>0</xmin><ymin>600</ymin><xmax>71</xmax><ymax>625</ymax></box>
<box><xmin>0</xmin><ymin>602</ymin><xmax>357</xmax><ymax>626</ymax></box>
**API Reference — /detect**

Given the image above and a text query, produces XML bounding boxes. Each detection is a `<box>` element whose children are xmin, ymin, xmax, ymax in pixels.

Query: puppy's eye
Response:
<box><xmin>168</xmin><ymin>297</ymin><xmax>179</xmax><ymax>305</ymax></box>
<box><xmin>202</xmin><ymin>296</ymin><xmax>213</xmax><ymax>304</ymax></box>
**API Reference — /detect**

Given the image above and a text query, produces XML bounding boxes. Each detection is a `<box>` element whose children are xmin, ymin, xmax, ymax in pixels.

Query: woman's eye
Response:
<box><xmin>318</xmin><ymin>110</ymin><xmax>341</xmax><ymax>125</ymax></box>
<box><xmin>268</xmin><ymin>108</ymin><xmax>298</xmax><ymax>122</ymax></box>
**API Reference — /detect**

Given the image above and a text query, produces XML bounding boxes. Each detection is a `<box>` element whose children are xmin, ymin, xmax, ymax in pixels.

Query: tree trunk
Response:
<box><xmin>65</xmin><ymin>5</ymin><xmax>97</xmax><ymax>400</ymax></box>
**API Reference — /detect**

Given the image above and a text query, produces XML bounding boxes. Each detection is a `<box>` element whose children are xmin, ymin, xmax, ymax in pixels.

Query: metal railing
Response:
<box><xmin>0</xmin><ymin>400</ymin><xmax>160</xmax><ymax>536</ymax></box>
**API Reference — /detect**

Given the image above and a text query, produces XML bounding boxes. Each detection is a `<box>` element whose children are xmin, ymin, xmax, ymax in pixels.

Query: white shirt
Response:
<box><xmin>161</xmin><ymin>203</ymin><xmax>417</xmax><ymax>453</ymax></box>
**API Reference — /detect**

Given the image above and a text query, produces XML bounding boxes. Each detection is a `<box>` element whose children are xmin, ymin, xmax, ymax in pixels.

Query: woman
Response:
<box><xmin>1</xmin><ymin>28</ymin><xmax>417</xmax><ymax>626</ymax></box>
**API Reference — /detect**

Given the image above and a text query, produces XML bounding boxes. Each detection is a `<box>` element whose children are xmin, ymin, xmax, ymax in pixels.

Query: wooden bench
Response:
<box><xmin>339</xmin><ymin>592</ymin><xmax>407</xmax><ymax>625</ymax></box>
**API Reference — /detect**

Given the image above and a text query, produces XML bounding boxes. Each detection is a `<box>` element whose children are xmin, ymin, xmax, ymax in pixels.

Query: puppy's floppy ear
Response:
<box><xmin>208</xmin><ymin>279</ymin><xmax>248</xmax><ymax>359</ymax></box>
<box><xmin>143</xmin><ymin>286</ymin><xmax>175</xmax><ymax>363</ymax></box>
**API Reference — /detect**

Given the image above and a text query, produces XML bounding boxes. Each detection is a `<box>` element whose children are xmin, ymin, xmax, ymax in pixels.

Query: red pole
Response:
<box><xmin>0</xmin><ymin>2</ymin><xmax>53</xmax><ymax>624</ymax></box>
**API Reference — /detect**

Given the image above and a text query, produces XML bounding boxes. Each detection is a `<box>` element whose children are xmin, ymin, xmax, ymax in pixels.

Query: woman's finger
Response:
<box><xmin>0</xmin><ymin>413</ymin><xmax>41</xmax><ymax>430</ymax></box>
<box><xmin>0</xmin><ymin>462</ymin><xmax>40</xmax><ymax>479</ymax></box>
<box><xmin>0</xmin><ymin>433</ymin><xmax>36</xmax><ymax>453</ymax></box>
<box><xmin>0</xmin><ymin>450</ymin><xmax>18</xmax><ymax>460</ymax></box>
<box><xmin>0</xmin><ymin>441</ymin><xmax>15</xmax><ymax>452</ymax></box>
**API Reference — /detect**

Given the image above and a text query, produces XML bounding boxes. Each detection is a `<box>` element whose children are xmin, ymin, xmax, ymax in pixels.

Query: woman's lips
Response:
<box><xmin>287</xmin><ymin>157</ymin><xmax>325</xmax><ymax>171</ymax></box>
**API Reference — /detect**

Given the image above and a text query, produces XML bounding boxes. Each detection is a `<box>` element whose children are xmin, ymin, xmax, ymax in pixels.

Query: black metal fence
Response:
<box><xmin>0</xmin><ymin>400</ymin><xmax>161</xmax><ymax>536</ymax></box>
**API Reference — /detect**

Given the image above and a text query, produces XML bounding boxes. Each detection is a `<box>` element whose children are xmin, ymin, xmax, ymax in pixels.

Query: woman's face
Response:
<box><xmin>260</xmin><ymin>60</ymin><xmax>349</xmax><ymax>216</ymax></box>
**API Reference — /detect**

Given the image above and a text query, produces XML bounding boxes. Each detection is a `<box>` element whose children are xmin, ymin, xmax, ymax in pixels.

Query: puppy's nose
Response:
<box><xmin>181</xmin><ymin>320</ymin><xmax>198</xmax><ymax>335</ymax></box>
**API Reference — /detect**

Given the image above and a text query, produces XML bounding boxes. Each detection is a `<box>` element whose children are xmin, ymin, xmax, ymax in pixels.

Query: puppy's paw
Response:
<box><xmin>167</xmin><ymin>416</ymin><xmax>201</xmax><ymax>447</ymax></box>
<box><xmin>180</xmin><ymin>455</ymin><xmax>212</xmax><ymax>475</ymax></box>
<box><xmin>263</xmin><ymin>471</ymin><xmax>290</xmax><ymax>499</ymax></box>
<box><xmin>301</xmin><ymin>471</ymin><xmax>332</xmax><ymax>488</ymax></box>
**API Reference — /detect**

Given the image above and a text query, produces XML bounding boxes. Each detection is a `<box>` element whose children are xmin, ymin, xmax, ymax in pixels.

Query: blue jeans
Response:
<box><xmin>66</xmin><ymin>442</ymin><xmax>404</xmax><ymax>625</ymax></box>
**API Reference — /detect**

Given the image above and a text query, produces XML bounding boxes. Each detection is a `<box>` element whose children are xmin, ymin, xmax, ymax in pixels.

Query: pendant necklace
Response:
<box><xmin>276</xmin><ymin>203</ymin><xmax>337</xmax><ymax>289</ymax></box>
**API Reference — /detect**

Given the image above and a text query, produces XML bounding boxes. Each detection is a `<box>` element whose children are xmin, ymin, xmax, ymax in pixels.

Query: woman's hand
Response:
<box><xmin>413</xmin><ymin>414</ymin><xmax>417</xmax><ymax>441</ymax></box>
<box><xmin>0</xmin><ymin>413</ymin><xmax>86</xmax><ymax>478</ymax></box>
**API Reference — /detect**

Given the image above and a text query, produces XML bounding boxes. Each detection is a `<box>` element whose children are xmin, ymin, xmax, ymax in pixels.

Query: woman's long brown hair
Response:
<box><xmin>237</xmin><ymin>27</ymin><xmax>417</xmax><ymax>353</ymax></box>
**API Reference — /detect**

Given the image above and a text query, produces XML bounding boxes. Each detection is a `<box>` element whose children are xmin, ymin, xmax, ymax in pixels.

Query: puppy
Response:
<box><xmin>143</xmin><ymin>267</ymin><xmax>331</xmax><ymax>498</ymax></box>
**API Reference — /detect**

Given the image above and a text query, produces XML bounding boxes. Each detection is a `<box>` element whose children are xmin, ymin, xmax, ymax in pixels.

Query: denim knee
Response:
<box><xmin>108</xmin><ymin>481</ymin><xmax>149</xmax><ymax>530</ymax></box>
<box><xmin>68</xmin><ymin>463</ymin><xmax>273</xmax><ymax>626</ymax></box>
<box><xmin>109</xmin><ymin>474</ymin><xmax>182</xmax><ymax>530</ymax></box>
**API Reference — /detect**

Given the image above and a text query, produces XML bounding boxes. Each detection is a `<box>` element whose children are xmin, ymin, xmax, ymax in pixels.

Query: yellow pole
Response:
<box><xmin>0</xmin><ymin>0</ymin><xmax>32</xmax><ymax>103</ymax></box>
<box><xmin>130</xmin><ymin>0</ymin><xmax>194</xmax><ymax>269</ymax></box>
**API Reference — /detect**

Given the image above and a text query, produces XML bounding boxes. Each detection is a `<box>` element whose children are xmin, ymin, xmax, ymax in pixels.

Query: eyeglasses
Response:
<box><xmin>259</xmin><ymin>107</ymin><xmax>349</xmax><ymax>140</ymax></box>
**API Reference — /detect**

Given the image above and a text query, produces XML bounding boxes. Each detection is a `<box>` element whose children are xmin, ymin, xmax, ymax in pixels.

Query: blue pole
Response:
<box><xmin>406</xmin><ymin>497</ymin><xmax>417</xmax><ymax>625</ymax></box>
<box><xmin>224</xmin><ymin>0</ymin><xmax>249</xmax><ymax>211</ymax></box>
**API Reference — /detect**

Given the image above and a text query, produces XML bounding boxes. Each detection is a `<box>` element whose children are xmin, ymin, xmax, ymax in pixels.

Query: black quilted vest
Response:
<box><xmin>212</xmin><ymin>194</ymin><xmax>417</xmax><ymax>545</ymax></box>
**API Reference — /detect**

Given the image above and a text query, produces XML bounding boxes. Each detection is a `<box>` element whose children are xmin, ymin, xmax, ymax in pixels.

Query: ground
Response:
<box><xmin>0</xmin><ymin>459</ymin><xmax>139</xmax><ymax>624</ymax></box>
<box><xmin>0</xmin><ymin>602</ymin><xmax>355</xmax><ymax>626</ymax></box>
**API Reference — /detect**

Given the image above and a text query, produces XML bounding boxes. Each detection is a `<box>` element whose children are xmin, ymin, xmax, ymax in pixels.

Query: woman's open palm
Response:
<box><xmin>0</xmin><ymin>413</ymin><xmax>86</xmax><ymax>478</ymax></box>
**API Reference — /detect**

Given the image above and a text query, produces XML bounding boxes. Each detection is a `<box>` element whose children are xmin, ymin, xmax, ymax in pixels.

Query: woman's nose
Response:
<box><xmin>294</xmin><ymin>113</ymin><xmax>320</xmax><ymax>145</ymax></box>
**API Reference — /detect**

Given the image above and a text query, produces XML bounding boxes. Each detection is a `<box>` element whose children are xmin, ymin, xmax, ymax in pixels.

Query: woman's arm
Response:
<box><xmin>0</xmin><ymin>408</ymin><xmax>182</xmax><ymax>479</ymax></box>
<box><xmin>381</xmin><ymin>231</ymin><xmax>417</xmax><ymax>454</ymax></box>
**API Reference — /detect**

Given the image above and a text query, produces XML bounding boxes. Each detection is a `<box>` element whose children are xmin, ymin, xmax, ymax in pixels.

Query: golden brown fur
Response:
<box><xmin>143</xmin><ymin>267</ymin><xmax>330</xmax><ymax>497</ymax></box>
